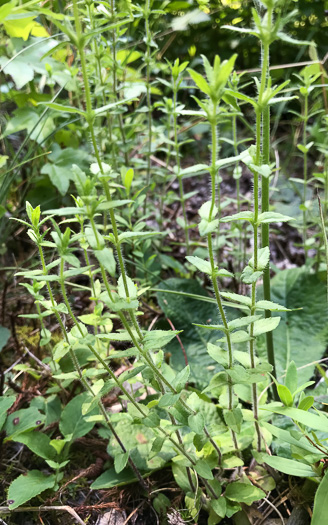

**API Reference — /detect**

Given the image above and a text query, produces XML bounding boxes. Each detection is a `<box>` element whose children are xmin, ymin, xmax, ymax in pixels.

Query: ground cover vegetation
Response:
<box><xmin>0</xmin><ymin>0</ymin><xmax>328</xmax><ymax>523</ymax></box>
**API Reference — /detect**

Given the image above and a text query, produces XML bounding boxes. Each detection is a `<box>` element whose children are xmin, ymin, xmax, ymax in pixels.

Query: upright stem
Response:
<box><xmin>233</xmin><ymin>113</ymin><xmax>243</xmax><ymax>271</ymax></box>
<box><xmin>145</xmin><ymin>0</ymin><xmax>152</xmax><ymax>194</ymax></box>
<box><xmin>207</xmin><ymin>110</ymin><xmax>239</xmax><ymax>454</ymax></box>
<box><xmin>302</xmin><ymin>92</ymin><xmax>309</xmax><ymax>254</ymax></box>
<box><xmin>110</xmin><ymin>0</ymin><xmax>129</xmax><ymax>165</ymax></box>
<box><xmin>260</xmin><ymin>26</ymin><xmax>278</xmax><ymax>396</ymax></box>
<box><xmin>174</xmin><ymin>78</ymin><xmax>190</xmax><ymax>254</ymax></box>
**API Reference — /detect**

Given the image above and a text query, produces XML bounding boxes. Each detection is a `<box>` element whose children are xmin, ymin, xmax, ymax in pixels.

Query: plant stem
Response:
<box><xmin>302</xmin><ymin>92</ymin><xmax>309</xmax><ymax>254</ymax></box>
<box><xmin>259</xmin><ymin>16</ymin><xmax>278</xmax><ymax>396</ymax></box>
<box><xmin>144</xmin><ymin>0</ymin><xmax>152</xmax><ymax>210</ymax></box>
<box><xmin>207</xmin><ymin>107</ymin><xmax>239</xmax><ymax>454</ymax></box>
<box><xmin>173</xmin><ymin>77</ymin><xmax>190</xmax><ymax>254</ymax></box>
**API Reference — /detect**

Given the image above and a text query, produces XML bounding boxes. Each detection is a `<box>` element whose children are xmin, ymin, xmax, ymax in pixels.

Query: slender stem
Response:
<box><xmin>303</xmin><ymin>92</ymin><xmax>309</xmax><ymax>254</ymax></box>
<box><xmin>259</xmin><ymin>22</ymin><xmax>278</xmax><ymax>396</ymax></box>
<box><xmin>207</xmin><ymin>107</ymin><xmax>239</xmax><ymax>454</ymax></box>
<box><xmin>144</xmin><ymin>0</ymin><xmax>152</xmax><ymax>204</ymax></box>
<box><xmin>173</xmin><ymin>77</ymin><xmax>190</xmax><ymax>254</ymax></box>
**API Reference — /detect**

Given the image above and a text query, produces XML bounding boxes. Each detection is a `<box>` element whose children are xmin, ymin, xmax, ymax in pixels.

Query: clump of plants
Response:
<box><xmin>1</xmin><ymin>0</ymin><xmax>328</xmax><ymax>524</ymax></box>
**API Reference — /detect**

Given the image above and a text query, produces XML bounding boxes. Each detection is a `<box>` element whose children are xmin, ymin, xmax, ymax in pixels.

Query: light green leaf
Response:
<box><xmin>114</xmin><ymin>451</ymin><xmax>129</xmax><ymax>474</ymax></box>
<box><xmin>312</xmin><ymin>471</ymin><xmax>328</xmax><ymax>524</ymax></box>
<box><xmin>257</xmin><ymin>268</ymin><xmax>327</xmax><ymax>383</ymax></box>
<box><xmin>262</xmin><ymin>455</ymin><xmax>317</xmax><ymax>477</ymax></box>
<box><xmin>188</xmin><ymin>413</ymin><xmax>205</xmax><ymax>434</ymax></box>
<box><xmin>277</xmin><ymin>384</ymin><xmax>293</xmax><ymax>407</ymax></box>
<box><xmin>94</xmin><ymin>247</ymin><xmax>116</xmax><ymax>277</ymax></box>
<box><xmin>143</xmin><ymin>330</ymin><xmax>179</xmax><ymax>351</ymax></box>
<box><xmin>257</xmin><ymin>212</ymin><xmax>294</xmax><ymax>224</ymax></box>
<box><xmin>225</xmin><ymin>482</ymin><xmax>265</xmax><ymax>505</ymax></box>
<box><xmin>186</xmin><ymin>255</ymin><xmax>212</xmax><ymax>275</ymax></box>
<box><xmin>260</xmin><ymin>405</ymin><xmax>328</xmax><ymax>433</ymax></box>
<box><xmin>285</xmin><ymin>361</ymin><xmax>298</xmax><ymax>395</ymax></box>
<box><xmin>252</xmin><ymin>317</ymin><xmax>280</xmax><ymax>336</ymax></box>
<box><xmin>194</xmin><ymin>459</ymin><xmax>213</xmax><ymax>480</ymax></box>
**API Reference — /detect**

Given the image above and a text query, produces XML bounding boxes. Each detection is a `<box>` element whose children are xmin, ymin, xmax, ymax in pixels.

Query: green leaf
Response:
<box><xmin>14</xmin><ymin>431</ymin><xmax>56</xmax><ymax>460</ymax></box>
<box><xmin>188</xmin><ymin>69</ymin><xmax>211</xmax><ymax>96</ymax></box>
<box><xmin>186</xmin><ymin>255</ymin><xmax>212</xmax><ymax>275</ymax></box>
<box><xmin>225</xmin><ymin>482</ymin><xmax>265</xmax><ymax>505</ymax></box>
<box><xmin>172</xmin><ymin>462</ymin><xmax>197</xmax><ymax>492</ymax></box>
<box><xmin>188</xmin><ymin>413</ymin><xmax>205</xmax><ymax>434</ymax></box>
<box><xmin>157</xmin><ymin>279</ymin><xmax>241</xmax><ymax>388</ymax></box>
<box><xmin>257</xmin><ymin>268</ymin><xmax>328</xmax><ymax>383</ymax></box>
<box><xmin>252</xmin><ymin>317</ymin><xmax>280</xmax><ymax>336</ymax></box>
<box><xmin>8</xmin><ymin>470</ymin><xmax>56</xmax><ymax>509</ymax></box>
<box><xmin>312</xmin><ymin>471</ymin><xmax>328</xmax><ymax>524</ymax></box>
<box><xmin>59</xmin><ymin>393</ymin><xmax>98</xmax><ymax>440</ymax></box>
<box><xmin>4</xmin><ymin>408</ymin><xmax>45</xmax><ymax>441</ymax></box>
<box><xmin>277</xmin><ymin>385</ymin><xmax>293</xmax><ymax>407</ymax></box>
<box><xmin>172</xmin><ymin>365</ymin><xmax>190</xmax><ymax>392</ymax></box>
<box><xmin>220</xmin><ymin>211</ymin><xmax>254</xmax><ymax>223</ymax></box>
<box><xmin>114</xmin><ymin>451</ymin><xmax>129</xmax><ymax>474</ymax></box>
<box><xmin>94</xmin><ymin>247</ymin><xmax>116</xmax><ymax>277</ymax></box>
<box><xmin>223</xmin><ymin>407</ymin><xmax>243</xmax><ymax>433</ymax></box>
<box><xmin>298</xmin><ymin>396</ymin><xmax>314</xmax><ymax>411</ymax></box>
<box><xmin>91</xmin><ymin>468</ymin><xmax>139</xmax><ymax>490</ymax></box>
<box><xmin>194</xmin><ymin>459</ymin><xmax>214</xmax><ymax>480</ymax></box>
<box><xmin>0</xmin><ymin>396</ymin><xmax>15</xmax><ymax>431</ymax></box>
<box><xmin>261</xmin><ymin>421</ymin><xmax>318</xmax><ymax>454</ymax></box>
<box><xmin>39</xmin><ymin>102</ymin><xmax>85</xmax><ymax>116</ymax></box>
<box><xmin>261</xmin><ymin>455</ymin><xmax>316</xmax><ymax>477</ymax></box>
<box><xmin>158</xmin><ymin>393</ymin><xmax>180</xmax><ymax>408</ymax></box>
<box><xmin>0</xmin><ymin>325</ymin><xmax>10</xmax><ymax>351</ymax></box>
<box><xmin>257</xmin><ymin>212</ymin><xmax>294</xmax><ymax>224</ymax></box>
<box><xmin>210</xmin><ymin>497</ymin><xmax>227</xmax><ymax>519</ymax></box>
<box><xmin>285</xmin><ymin>361</ymin><xmax>298</xmax><ymax>394</ymax></box>
<box><xmin>260</xmin><ymin>405</ymin><xmax>328</xmax><ymax>433</ymax></box>
<box><xmin>143</xmin><ymin>330</ymin><xmax>179</xmax><ymax>351</ymax></box>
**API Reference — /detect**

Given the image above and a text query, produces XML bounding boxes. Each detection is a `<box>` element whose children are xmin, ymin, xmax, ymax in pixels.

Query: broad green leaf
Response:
<box><xmin>0</xmin><ymin>396</ymin><xmax>15</xmax><ymax>431</ymax></box>
<box><xmin>14</xmin><ymin>431</ymin><xmax>56</xmax><ymax>460</ymax></box>
<box><xmin>114</xmin><ymin>451</ymin><xmax>129</xmax><ymax>474</ymax></box>
<box><xmin>8</xmin><ymin>470</ymin><xmax>56</xmax><ymax>509</ymax></box>
<box><xmin>194</xmin><ymin>459</ymin><xmax>214</xmax><ymax>480</ymax></box>
<box><xmin>223</xmin><ymin>407</ymin><xmax>243</xmax><ymax>433</ymax></box>
<box><xmin>59</xmin><ymin>393</ymin><xmax>98</xmax><ymax>440</ymax></box>
<box><xmin>172</xmin><ymin>462</ymin><xmax>197</xmax><ymax>493</ymax></box>
<box><xmin>257</xmin><ymin>268</ymin><xmax>328</xmax><ymax>383</ymax></box>
<box><xmin>312</xmin><ymin>471</ymin><xmax>328</xmax><ymax>524</ymax></box>
<box><xmin>4</xmin><ymin>408</ymin><xmax>45</xmax><ymax>441</ymax></box>
<box><xmin>285</xmin><ymin>361</ymin><xmax>298</xmax><ymax>394</ymax></box>
<box><xmin>298</xmin><ymin>396</ymin><xmax>314</xmax><ymax>411</ymax></box>
<box><xmin>261</xmin><ymin>422</ymin><xmax>318</xmax><ymax>454</ymax></box>
<box><xmin>186</xmin><ymin>255</ymin><xmax>212</xmax><ymax>275</ymax></box>
<box><xmin>143</xmin><ymin>330</ymin><xmax>179</xmax><ymax>351</ymax></box>
<box><xmin>277</xmin><ymin>385</ymin><xmax>293</xmax><ymax>407</ymax></box>
<box><xmin>91</xmin><ymin>468</ymin><xmax>139</xmax><ymax>489</ymax></box>
<box><xmin>261</xmin><ymin>405</ymin><xmax>328</xmax><ymax>433</ymax></box>
<box><xmin>252</xmin><ymin>317</ymin><xmax>280</xmax><ymax>336</ymax></box>
<box><xmin>261</xmin><ymin>455</ymin><xmax>317</xmax><ymax>477</ymax></box>
<box><xmin>220</xmin><ymin>211</ymin><xmax>254</xmax><ymax>223</ymax></box>
<box><xmin>0</xmin><ymin>325</ymin><xmax>10</xmax><ymax>351</ymax></box>
<box><xmin>188</xmin><ymin>412</ymin><xmax>205</xmax><ymax>434</ymax></box>
<box><xmin>257</xmin><ymin>212</ymin><xmax>294</xmax><ymax>224</ymax></box>
<box><xmin>94</xmin><ymin>247</ymin><xmax>116</xmax><ymax>277</ymax></box>
<box><xmin>225</xmin><ymin>482</ymin><xmax>265</xmax><ymax>505</ymax></box>
<box><xmin>157</xmin><ymin>279</ymin><xmax>241</xmax><ymax>387</ymax></box>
